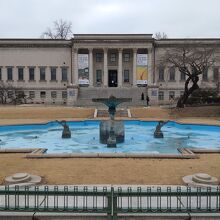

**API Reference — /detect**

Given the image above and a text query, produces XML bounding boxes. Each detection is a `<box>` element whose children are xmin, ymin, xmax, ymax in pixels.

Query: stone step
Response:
<box><xmin>75</xmin><ymin>99</ymin><xmax>147</xmax><ymax>107</ymax></box>
<box><xmin>97</xmin><ymin>109</ymin><xmax>128</xmax><ymax>117</ymax></box>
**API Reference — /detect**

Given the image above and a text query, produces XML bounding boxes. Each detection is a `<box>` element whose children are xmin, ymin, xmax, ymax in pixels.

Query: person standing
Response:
<box><xmin>146</xmin><ymin>95</ymin><xmax>150</xmax><ymax>106</ymax></box>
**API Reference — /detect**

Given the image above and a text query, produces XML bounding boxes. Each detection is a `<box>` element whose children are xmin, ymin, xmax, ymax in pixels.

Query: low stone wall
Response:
<box><xmin>0</xmin><ymin>212</ymin><xmax>220</xmax><ymax>220</ymax></box>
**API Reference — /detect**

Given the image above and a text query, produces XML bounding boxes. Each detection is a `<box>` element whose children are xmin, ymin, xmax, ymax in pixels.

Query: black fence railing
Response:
<box><xmin>0</xmin><ymin>186</ymin><xmax>219</xmax><ymax>219</ymax></box>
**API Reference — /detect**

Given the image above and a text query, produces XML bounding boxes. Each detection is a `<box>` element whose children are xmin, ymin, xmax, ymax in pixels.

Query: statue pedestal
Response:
<box><xmin>100</xmin><ymin>121</ymin><xmax>124</xmax><ymax>145</ymax></box>
<box><xmin>154</xmin><ymin>131</ymin><xmax>164</xmax><ymax>138</ymax></box>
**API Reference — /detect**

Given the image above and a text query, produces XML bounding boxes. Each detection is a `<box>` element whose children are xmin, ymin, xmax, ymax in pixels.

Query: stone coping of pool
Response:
<box><xmin>0</xmin><ymin>118</ymin><xmax>220</xmax><ymax>126</ymax></box>
<box><xmin>1</xmin><ymin>147</ymin><xmax>220</xmax><ymax>159</ymax></box>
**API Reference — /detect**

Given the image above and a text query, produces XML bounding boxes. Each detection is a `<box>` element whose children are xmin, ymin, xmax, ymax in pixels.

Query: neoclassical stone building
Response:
<box><xmin>0</xmin><ymin>34</ymin><xmax>219</xmax><ymax>106</ymax></box>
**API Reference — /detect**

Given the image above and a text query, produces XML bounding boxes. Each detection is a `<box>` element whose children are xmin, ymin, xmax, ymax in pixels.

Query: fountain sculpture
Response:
<box><xmin>56</xmin><ymin>120</ymin><xmax>71</xmax><ymax>138</ymax></box>
<box><xmin>154</xmin><ymin>120</ymin><xmax>168</xmax><ymax>138</ymax></box>
<box><xmin>92</xmin><ymin>95</ymin><xmax>132</xmax><ymax>147</ymax></box>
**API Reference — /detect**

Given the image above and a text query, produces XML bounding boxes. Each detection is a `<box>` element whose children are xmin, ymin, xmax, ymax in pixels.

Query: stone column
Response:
<box><xmin>73</xmin><ymin>48</ymin><xmax>78</xmax><ymax>85</ymax></box>
<box><xmin>103</xmin><ymin>48</ymin><xmax>108</xmax><ymax>87</ymax></box>
<box><xmin>118</xmin><ymin>48</ymin><xmax>123</xmax><ymax>87</ymax></box>
<box><xmin>133</xmin><ymin>48</ymin><xmax>138</xmax><ymax>86</ymax></box>
<box><xmin>147</xmin><ymin>47</ymin><xmax>152</xmax><ymax>85</ymax></box>
<box><xmin>89</xmin><ymin>48</ymin><xmax>93</xmax><ymax>87</ymax></box>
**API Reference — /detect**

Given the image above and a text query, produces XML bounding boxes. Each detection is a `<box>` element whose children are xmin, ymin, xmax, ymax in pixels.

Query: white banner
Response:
<box><xmin>137</xmin><ymin>54</ymin><xmax>148</xmax><ymax>66</ymax></box>
<box><xmin>136</xmin><ymin>54</ymin><xmax>148</xmax><ymax>86</ymax></box>
<box><xmin>78</xmin><ymin>54</ymin><xmax>89</xmax><ymax>85</ymax></box>
<box><xmin>78</xmin><ymin>54</ymin><xmax>88</xmax><ymax>69</ymax></box>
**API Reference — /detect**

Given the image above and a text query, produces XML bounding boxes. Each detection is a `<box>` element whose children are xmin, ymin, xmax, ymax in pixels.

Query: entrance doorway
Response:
<box><xmin>108</xmin><ymin>70</ymin><xmax>118</xmax><ymax>87</ymax></box>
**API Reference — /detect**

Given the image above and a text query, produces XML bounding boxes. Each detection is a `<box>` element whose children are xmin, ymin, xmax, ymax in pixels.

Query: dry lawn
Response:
<box><xmin>0</xmin><ymin>153</ymin><xmax>219</xmax><ymax>185</ymax></box>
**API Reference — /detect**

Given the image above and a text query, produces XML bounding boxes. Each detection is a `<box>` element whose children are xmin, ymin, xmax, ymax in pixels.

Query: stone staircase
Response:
<box><xmin>97</xmin><ymin>109</ymin><xmax>129</xmax><ymax>117</ymax></box>
<box><xmin>75</xmin><ymin>87</ymin><xmax>148</xmax><ymax>107</ymax></box>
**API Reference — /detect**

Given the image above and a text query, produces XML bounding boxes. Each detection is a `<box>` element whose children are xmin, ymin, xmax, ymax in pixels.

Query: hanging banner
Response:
<box><xmin>136</xmin><ymin>54</ymin><xmax>148</xmax><ymax>85</ymax></box>
<box><xmin>78</xmin><ymin>54</ymin><xmax>89</xmax><ymax>85</ymax></box>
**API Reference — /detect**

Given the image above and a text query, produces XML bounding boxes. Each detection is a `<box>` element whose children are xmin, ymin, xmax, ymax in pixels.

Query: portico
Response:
<box><xmin>72</xmin><ymin>34</ymin><xmax>154</xmax><ymax>88</ymax></box>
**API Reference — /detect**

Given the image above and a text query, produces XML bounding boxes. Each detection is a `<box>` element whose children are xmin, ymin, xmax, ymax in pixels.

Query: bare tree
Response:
<box><xmin>41</xmin><ymin>19</ymin><xmax>73</xmax><ymax>39</ymax></box>
<box><xmin>0</xmin><ymin>82</ymin><xmax>13</xmax><ymax>104</ymax></box>
<box><xmin>0</xmin><ymin>82</ymin><xmax>30</xmax><ymax>105</ymax></box>
<box><xmin>161</xmin><ymin>46</ymin><xmax>216</xmax><ymax>108</ymax></box>
<box><xmin>154</xmin><ymin>32</ymin><xmax>168</xmax><ymax>40</ymax></box>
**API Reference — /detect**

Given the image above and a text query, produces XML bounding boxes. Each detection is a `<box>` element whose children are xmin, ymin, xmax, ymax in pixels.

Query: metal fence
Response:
<box><xmin>0</xmin><ymin>186</ymin><xmax>219</xmax><ymax>219</ymax></box>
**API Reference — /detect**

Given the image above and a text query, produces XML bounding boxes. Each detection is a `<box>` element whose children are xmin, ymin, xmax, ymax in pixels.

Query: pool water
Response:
<box><xmin>0</xmin><ymin>120</ymin><xmax>219</xmax><ymax>154</ymax></box>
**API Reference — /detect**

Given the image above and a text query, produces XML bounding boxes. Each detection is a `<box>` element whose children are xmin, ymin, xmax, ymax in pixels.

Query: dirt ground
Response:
<box><xmin>0</xmin><ymin>153</ymin><xmax>219</xmax><ymax>185</ymax></box>
<box><xmin>0</xmin><ymin>105</ymin><xmax>219</xmax><ymax>185</ymax></box>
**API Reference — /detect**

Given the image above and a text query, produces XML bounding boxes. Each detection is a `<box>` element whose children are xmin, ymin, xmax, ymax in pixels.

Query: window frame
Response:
<box><xmin>202</xmin><ymin>68</ymin><xmax>208</xmax><ymax>81</ymax></box>
<box><xmin>169</xmin><ymin>91</ymin><xmax>175</xmax><ymax>100</ymax></box>
<box><xmin>51</xmin><ymin>91</ymin><xmax>57</xmax><ymax>99</ymax></box>
<box><xmin>29</xmin><ymin>67</ymin><xmax>35</xmax><ymax>81</ymax></box>
<box><xmin>7</xmin><ymin>67</ymin><xmax>13</xmax><ymax>81</ymax></box>
<box><xmin>96</xmin><ymin>53</ymin><xmax>102</xmax><ymax>62</ymax></box>
<box><xmin>50</xmin><ymin>67</ymin><xmax>57</xmax><ymax>81</ymax></box>
<box><xmin>123</xmin><ymin>53</ymin><xmax>130</xmax><ymax>62</ymax></box>
<box><xmin>40</xmin><ymin>67</ymin><xmax>46</xmax><ymax>81</ymax></box>
<box><xmin>180</xmin><ymin>72</ymin><xmax>186</xmax><ymax>81</ymax></box>
<box><xmin>169</xmin><ymin>67</ymin><xmax>175</xmax><ymax>81</ymax></box>
<box><xmin>96</xmin><ymin>69</ymin><xmax>102</xmax><ymax>84</ymax></box>
<box><xmin>61</xmin><ymin>67</ymin><xmax>68</xmax><ymax>81</ymax></box>
<box><xmin>213</xmin><ymin>67</ymin><xmax>219</xmax><ymax>81</ymax></box>
<box><xmin>18</xmin><ymin>67</ymin><xmax>24</xmax><ymax>81</ymax></box>
<box><xmin>158</xmin><ymin>67</ymin><xmax>164</xmax><ymax>81</ymax></box>
<box><xmin>62</xmin><ymin>91</ymin><xmax>67</xmax><ymax>99</ymax></box>
<box><xmin>40</xmin><ymin>91</ymin><xmax>46</xmax><ymax>99</ymax></box>
<box><xmin>158</xmin><ymin>91</ymin><xmax>164</xmax><ymax>101</ymax></box>
<box><xmin>123</xmin><ymin>69</ymin><xmax>130</xmax><ymax>83</ymax></box>
<box><xmin>29</xmin><ymin>91</ymin><xmax>35</xmax><ymax>99</ymax></box>
<box><xmin>110</xmin><ymin>53</ymin><xmax>117</xmax><ymax>62</ymax></box>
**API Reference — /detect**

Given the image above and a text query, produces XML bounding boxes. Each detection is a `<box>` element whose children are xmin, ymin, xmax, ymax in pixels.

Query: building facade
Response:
<box><xmin>0</xmin><ymin>34</ymin><xmax>219</xmax><ymax>106</ymax></box>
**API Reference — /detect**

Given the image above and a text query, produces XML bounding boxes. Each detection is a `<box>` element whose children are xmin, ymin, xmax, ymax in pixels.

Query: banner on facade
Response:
<box><xmin>78</xmin><ymin>54</ymin><xmax>89</xmax><ymax>85</ymax></box>
<box><xmin>136</xmin><ymin>54</ymin><xmax>148</xmax><ymax>85</ymax></box>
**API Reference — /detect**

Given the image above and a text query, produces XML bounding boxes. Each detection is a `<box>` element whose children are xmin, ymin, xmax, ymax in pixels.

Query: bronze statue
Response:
<box><xmin>92</xmin><ymin>95</ymin><xmax>132</xmax><ymax>147</ymax></box>
<box><xmin>56</xmin><ymin>120</ymin><xmax>71</xmax><ymax>138</ymax></box>
<box><xmin>154</xmin><ymin>121</ymin><xmax>169</xmax><ymax>138</ymax></box>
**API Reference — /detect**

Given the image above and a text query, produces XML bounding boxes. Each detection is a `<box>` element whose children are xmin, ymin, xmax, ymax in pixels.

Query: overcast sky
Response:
<box><xmin>0</xmin><ymin>0</ymin><xmax>220</xmax><ymax>38</ymax></box>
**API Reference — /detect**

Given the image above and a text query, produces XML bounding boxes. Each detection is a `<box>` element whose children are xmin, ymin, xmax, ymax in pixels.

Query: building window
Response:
<box><xmin>180</xmin><ymin>72</ymin><xmax>186</xmax><ymax>81</ymax></box>
<box><xmin>158</xmin><ymin>67</ymin><xmax>164</xmax><ymax>81</ymax></box>
<box><xmin>0</xmin><ymin>68</ymin><xmax>2</xmax><ymax>80</ymax></box>
<box><xmin>18</xmin><ymin>67</ymin><xmax>24</xmax><ymax>81</ymax></box>
<box><xmin>7</xmin><ymin>67</ymin><xmax>13</xmax><ymax>81</ymax></box>
<box><xmin>29</xmin><ymin>67</ymin><xmax>35</xmax><ymax>81</ymax></box>
<box><xmin>203</xmin><ymin>68</ymin><xmax>208</xmax><ymax>81</ymax></box>
<box><xmin>51</xmin><ymin>91</ymin><xmax>57</xmax><ymax>99</ymax></box>
<box><xmin>123</xmin><ymin>70</ymin><xmax>129</xmax><ymax>83</ymax></box>
<box><xmin>124</xmin><ymin>53</ymin><xmax>130</xmax><ymax>62</ymax></box>
<box><xmin>158</xmin><ymin>91</ymin><xmax>164</xmax><ymax>100</ymax></box>
<box><xmin>169</xmin><ymin>67</ymin><xmax>175</xmax><ymax>81</ymax></box>
<box><xmin>169</xmin><ymin>91</ymin><xmax>175</xmax><ymax>100</ymax></box>
<box><xmin>213</xmin><ymin>67</ymin><xmax>219</xmax><ymax>81</ymax></box>
<box><xmin>96</xmin><ymin>53</ymin><xmax>102</xmax><ymax>62</ymax></box>
<box><xmin>62</xmin><ymin>91</ymin><xmax>67</xmax><ymax>99</ymax></box>
<box><xmin>51</xmin><ymin>67</ymin><xmax>57</xmax><ymax>81</ymax></box>
<box><xmin>29</xmin><ymin>91</ymin><xmax>35</xmax><ymax>99</ymax></box>
<box><xmin>61</xmin><ymin>67</ymin><xmax>68</xmax><ymax>81</ymax></box>
<box><xmin>40</xmin><ymin>67</ymin><xmax>46</xmax><ymax>81</ymax></box>
<box><xmin>40</xmin><ymin>91</ymin><xmax>46</xmax><ymax>99</ymax></box>
<box><xmin>96</xmin><ymin>70</ymin><xmax>102</xmax><ymax>84</ymax></box>
<box><xmin>110</xmin><ymin>53</ymin><xmax>116</xmax><ymax>62</ymax></box>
